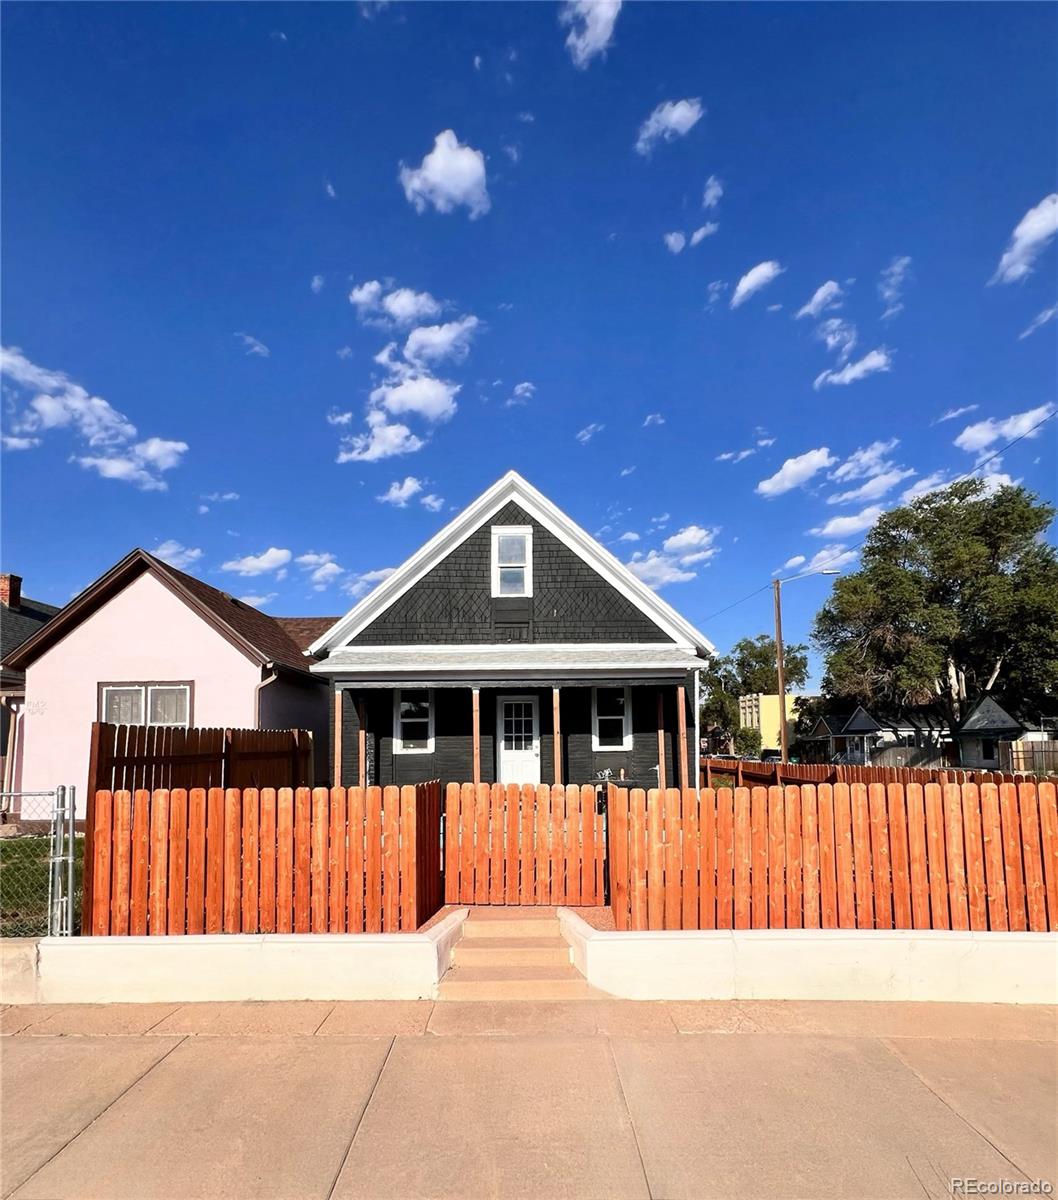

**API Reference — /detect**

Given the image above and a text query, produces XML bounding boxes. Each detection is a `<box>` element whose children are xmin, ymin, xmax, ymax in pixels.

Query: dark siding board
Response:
<box><xmin>351</xmin><ymin>501</ymin><xmax>673</xmax><ymax>646</ymax></box>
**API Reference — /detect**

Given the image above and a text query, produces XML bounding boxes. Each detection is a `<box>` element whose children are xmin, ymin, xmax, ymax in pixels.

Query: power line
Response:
<box><xmin>702</xmin><ymin>407</ymin><xmax>1057</xmax><ymax>622</ymax></box>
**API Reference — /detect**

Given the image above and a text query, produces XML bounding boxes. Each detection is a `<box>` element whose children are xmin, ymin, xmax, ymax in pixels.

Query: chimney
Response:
<box><xmin>0</xmin><ymin>574</ymin><xmax>22</xmax><ymax>609</ymax></box>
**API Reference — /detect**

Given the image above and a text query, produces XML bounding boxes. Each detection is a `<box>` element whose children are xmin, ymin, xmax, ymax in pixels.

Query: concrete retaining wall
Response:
<box><xmin>2</xmin><ymin>910</ymin><xmax>467</xmax><ymax>1004</ymax></box>
<box><xmin>558</xmin><ymin>910</ymin><xmax>1058</xmax><ymax>1004</ymax></box>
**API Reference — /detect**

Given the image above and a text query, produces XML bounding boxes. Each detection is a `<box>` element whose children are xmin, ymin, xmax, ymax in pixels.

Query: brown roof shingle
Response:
<box><xmin>275</xmin><ymin>616</ymin><xmax>340</xmax><ymax>651</ymax></box>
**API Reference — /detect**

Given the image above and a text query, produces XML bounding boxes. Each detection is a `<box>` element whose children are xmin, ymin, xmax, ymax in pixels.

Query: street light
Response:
<box><xmin>774</xmin><ymin>569</ymin><xmax>841</xmax><ymax>763</ymax></box>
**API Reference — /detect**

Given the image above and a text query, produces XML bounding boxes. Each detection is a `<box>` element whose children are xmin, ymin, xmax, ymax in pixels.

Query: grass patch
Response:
<box><xmin>0</xmin><ymin>835</ymin><xmax>84</xmax><ymax>937</ymax></box>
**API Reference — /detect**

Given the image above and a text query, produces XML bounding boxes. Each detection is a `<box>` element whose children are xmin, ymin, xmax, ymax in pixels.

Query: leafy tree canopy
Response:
<box><xmin>812</xmin><ymin>479</ymin><xmax>1058</xmax><ymax>726</ymax></box>
<box><xmin>700</xmin><ymin>633</ymin><xmax>809</xmax><ymax>737</ymax></box>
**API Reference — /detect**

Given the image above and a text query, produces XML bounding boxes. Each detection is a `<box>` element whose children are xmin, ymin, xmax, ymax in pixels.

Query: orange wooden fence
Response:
<box><xmin>85</xmin><ymin>782</ymin><xmax>443</xmax><ymax>936</ymax></box>
<box><xmin>701</xmin><ymin>757</ymin><xmax>1055</xmax><ymax>790</ymax></box>
<box><xmin>607</xmin><ymin>780</ymin><xmax>1058</xmax><ymax>933</ymax></box>
<box><xmin>444</xmin><ymin>782</ymin><xmax>604</xmax><ymax>906</ymax></box>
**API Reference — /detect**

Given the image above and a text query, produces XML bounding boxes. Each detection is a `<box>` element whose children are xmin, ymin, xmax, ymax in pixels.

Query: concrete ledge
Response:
<box><xmin>1</xmin><ymin>937</ymin><xmax>41</xmax><ymax>1004</ymax></box>
<box><xmin>7</xmin><ymin>910</ymin><xmax>469</xmax><ymax>1004</ymax></box>
<box><xmin>558</xmin><ymin>909</ymin><xmax>1058</xmax><ymax>1004</ymax></box>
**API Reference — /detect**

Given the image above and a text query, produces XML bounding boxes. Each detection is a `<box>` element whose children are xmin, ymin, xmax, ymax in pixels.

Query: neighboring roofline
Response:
<box><xmin>309</xmin><ymin>470</ymin><xmax>716</xmax><ymax>655</ymax></box>
<box><xmin>2</xmin><ymin>550</ymin><xmax>311</xmax><ymax>676</ymax></box>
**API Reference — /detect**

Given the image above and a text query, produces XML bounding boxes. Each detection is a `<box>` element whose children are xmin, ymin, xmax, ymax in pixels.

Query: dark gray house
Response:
<box><xmin>310</xmin><ymin>472</ymin><xmax>714</xmax><ymax>790</ymax></box>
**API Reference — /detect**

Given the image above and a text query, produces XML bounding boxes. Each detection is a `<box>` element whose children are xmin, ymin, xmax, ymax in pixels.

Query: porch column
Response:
<box><xmin>552</xmin><ymin>687</ymin><xmax>562</xmax><ymax>785</ymax></box>
<box><xmin>472</xmin><ymin>687</ymin><xmax>481</xmax><ymax>785</ymax></box>
<box><xmin>676</xmin><ymin>683</ymin><xmax>689</xmax><ymax>791</ymax></box>
<box><xmin>332</xmin><ymin>686</ymin><xmax>343</xmax><ymax>786</ymax></box>
<box><xmin>357</xmin><ymin>698</ymin><xmax>367</xmax><ymax>788</ymax></box>
<box><xmin>656</xmin><ymin>689</ymin><xmax>667</xmax><ymax>791</ymax></box>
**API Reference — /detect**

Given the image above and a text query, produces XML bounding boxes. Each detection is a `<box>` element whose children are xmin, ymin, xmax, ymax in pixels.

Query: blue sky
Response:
<box><xmin>3</xmin><ymin>1</ymin><xmax>1056</xmax><ymax>680</ymax></box>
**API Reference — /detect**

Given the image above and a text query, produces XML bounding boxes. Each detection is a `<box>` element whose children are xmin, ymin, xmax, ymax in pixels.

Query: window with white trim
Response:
<box><xmin>393</xmin><ymin>688</ymin><xmax>434</xmax><ymax>754</ymax></box>
<box><xmin>100</xmin><ymin>683</ymin><xmax>191</xmax><ymax>727</ymax></box>
<box><xmin>490</xmin><ymin>525</ymin><xmax>533</xmax><ymax>597</ymax></box>
<box><xmin>592</xmin><ymin>685</ymin><xmax>632</xmax><ymax>751</ymax></box>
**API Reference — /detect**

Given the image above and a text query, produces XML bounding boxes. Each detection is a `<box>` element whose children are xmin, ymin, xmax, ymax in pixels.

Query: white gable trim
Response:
<box><xmin>309</xmin><ymin>471</ymin><xmax>715</xmax><ymax>655</ymax></box>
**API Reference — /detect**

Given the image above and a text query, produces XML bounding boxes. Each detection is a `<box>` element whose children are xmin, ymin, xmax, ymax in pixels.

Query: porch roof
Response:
<box><xmin>313</xmin><ymin>642</ymin><xmax>703</xmax><ymax>685</ymax></box>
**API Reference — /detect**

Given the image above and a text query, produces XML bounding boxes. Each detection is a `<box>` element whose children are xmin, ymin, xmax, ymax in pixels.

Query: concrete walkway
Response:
<box><xmin>2</xmin><ymin>1000</ymin><xmax>1055</xmax><ymax>1199</ymax></box>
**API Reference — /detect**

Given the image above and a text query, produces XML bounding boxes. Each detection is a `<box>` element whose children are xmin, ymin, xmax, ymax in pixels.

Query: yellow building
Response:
<box><xmin>738</xmin><ymin>693</ymin><xmax>802</xmax><ymax>752</ymax></box>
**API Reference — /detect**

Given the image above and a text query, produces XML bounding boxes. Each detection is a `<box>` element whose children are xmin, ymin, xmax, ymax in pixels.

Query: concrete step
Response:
<box><xmin>438</xmin><ymin>964</ymin><xmax>594</xmax><ymax>1002</ymax></box>
<box><xmin>462</xmin><ymin>919</ymin><xmax>562</xmax><ymax>939</ymax></box>
<box><xmin>453</xmin><ymin>937</ymin><xmax>571</xmax><ymax>968</ymax></box>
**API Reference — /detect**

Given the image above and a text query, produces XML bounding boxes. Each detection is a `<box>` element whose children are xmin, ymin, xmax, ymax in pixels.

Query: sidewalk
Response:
<box><xmin>2</xmin><ymin>999</ymin><xmax>1055</xmax><ymax>1199</ymax></box>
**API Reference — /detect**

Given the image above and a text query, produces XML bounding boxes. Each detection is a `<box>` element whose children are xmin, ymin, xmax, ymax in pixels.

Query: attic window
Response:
<box><xmin>491</xmin><ymin>526</ymin><xmax>533</xmax><ymax>597</ymax></box>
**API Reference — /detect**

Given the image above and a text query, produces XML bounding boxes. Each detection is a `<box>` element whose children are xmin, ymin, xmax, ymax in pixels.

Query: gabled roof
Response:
<box><xmin>959</xmin><ymin>695</ymin><xmax>1023</xmax><ymax>736</ymax></box>
<box><xmin>841</xmin><ymin>706</ymin><xmax>883</xmax><ymax>735</ymax></box>
<box><xmin>1</xmin><ymin>593</ymin><xmax>61</xmax><ymax>690</ymax></box>
<box><xmin>3</xmin><ymin>550</ymin><xmax>317</xmax><ymax>676</ymax></box>
<box><xmin>275</xmin><ymin>616</ymin><xmax>341</xmax><ymax>651</ymax></box>
<box><xmin>804</xmin><ymin>713</ymin><xmax>852</xmax><ymax>739</ymax></box>
<box><xmin>310</xmin><ymin>471</ymin><xmax>714</xmax><ymax>655</ymax></box>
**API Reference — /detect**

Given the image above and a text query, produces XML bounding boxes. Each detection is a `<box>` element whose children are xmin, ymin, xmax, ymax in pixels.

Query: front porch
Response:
<box><xmin>332</xmin><ymin>676</ymin><xmax>698</xmax><ymax>792</ymax></box>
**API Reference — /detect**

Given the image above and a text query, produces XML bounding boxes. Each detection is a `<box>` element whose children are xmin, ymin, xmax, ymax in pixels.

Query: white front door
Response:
<box><xmin>496</xmin><ymin>694</ymin><xmax>541</xmax><ymax>785</ymax></box>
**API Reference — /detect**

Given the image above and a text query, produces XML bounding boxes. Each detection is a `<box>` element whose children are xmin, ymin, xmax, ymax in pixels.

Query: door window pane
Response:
<box><xmin>104</xmin><ymin>687</ymin><xmax>143</xmax><ymax>725</ymax></box>
<box><xmin>148</xmin><ymin>686</ymin><xmax>189</xmax><ymax>727</ymax></box>
<box><xmin>503</xmin><ymin>701</ymin><xmax>532</xmax><ymax>750</ymax></box>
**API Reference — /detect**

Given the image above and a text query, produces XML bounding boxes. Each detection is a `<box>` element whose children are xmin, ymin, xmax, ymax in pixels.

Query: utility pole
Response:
<box><xmin>773</xmin><ymin>579</ymin><xmax>788</xmax><ymax>763</ymax></box>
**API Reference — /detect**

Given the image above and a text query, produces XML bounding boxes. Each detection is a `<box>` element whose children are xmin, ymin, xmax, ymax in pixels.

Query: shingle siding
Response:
<box><xmin>350</xmin><ymin>502</ymin><xmax>673</xmax><ymax>646</ymax></box>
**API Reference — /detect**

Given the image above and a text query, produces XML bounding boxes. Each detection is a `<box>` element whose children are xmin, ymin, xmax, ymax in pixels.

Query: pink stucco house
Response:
<box><xmin>2</xmin><ymin>549</ymin><xmax>333</xmax><ymax>811</ymax></box>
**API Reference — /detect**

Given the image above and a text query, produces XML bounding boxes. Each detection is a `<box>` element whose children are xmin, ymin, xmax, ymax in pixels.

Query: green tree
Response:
<box><xmin>699</xmin><ymin>634</ymin><xmax>810</xmax><ymax>743</ymax></box>
<box><xmin>734</xmin><ymin>727</ymin><xmax>762</xmax><ymax>757</ymax></box>
<box><xmin>812</xmin><ymin>479</ymin><xmax>1058</xmax><ymax>726</ymax></box>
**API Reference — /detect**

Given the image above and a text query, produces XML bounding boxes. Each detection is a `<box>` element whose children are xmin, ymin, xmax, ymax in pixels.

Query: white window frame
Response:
<box><xmin>592</xmin><ymin>685</ymin><xmax>633</xmax><ymax>752</ymax></box>
<box><xmin>100</xmin><ymin>682</ymin><xmax>191</xmax><ymax>728</ymax></box>
<box><xmin>490</xmin><ymin>525</ymin><xmax>533</xmax><ymax>598</ymax></box>
<box><xmin>392</xmin><ymin>687</ymin><xmax>435</xmax><ymax>755</ymax></box>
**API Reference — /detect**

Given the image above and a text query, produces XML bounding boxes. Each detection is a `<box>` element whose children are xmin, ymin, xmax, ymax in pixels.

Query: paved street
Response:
<box><xmin>2</xmin><ymin>1000</ymin><xmax>1055</xmax><ymax>1200</ymax></box>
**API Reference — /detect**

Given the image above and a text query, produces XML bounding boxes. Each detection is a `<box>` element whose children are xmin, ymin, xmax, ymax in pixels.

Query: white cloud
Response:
<box><xmin>783</xmin><ymin>555</ymin><xmax>806</xmax><ymax>570</ymax></box>
<box><xmin>370</xmin><ymin>371</ymin><xmax>459</xmax><ymax>422</ymax></box>
<box><xmin>337</xmin><ymin>414</ymin><xmax>425</xmax><ymax>463</ymax></box>
<box><xmin>934</xmin><ymin>404</ymin><xmax>978</xmax><ymax>425</ymax></box>
<box><xmin>953</xmin><ymin>403</ymin><xmax>1056</xmax><ymax>455</ymax></box>
<box><xmin>635</xmin><ymin>98</ymin><xmax>703</xmax><ymax>156</ymax></box>
<box><xmin>618</xmin><ymin>531</ymin><xmax>640</xmax><ymax>542</ymax></box>
<box><xmin>234</xmin><ymin>332</ymin><xmax>270</xmax><ymax>357</ymax></box>
<box><xmin>502</xmin><ymin>143</ymin><xmax>521</xmax><ymax>165</ymax></box>
<box><xmin>706</xmin><ymin>280</ymin><xmax>726</xmax><ymax>308</ymax></box>
<box><xmin>756</xmin><ymin>447</ymin><xmax>837</xmax><ymax>497</ymax></box>
<box><xmin>381</xmin><ymin>287</ymin><xmax>442</xmax><ymax>325</ymax></box>
<box><xmin>901</xmin><ymin>472</ymin><xmax>951</xmax><ymax>503</ymax></box>
<box><xmin>690</xmin><ymin>223</ymin><xmax>718</xmax><ymax>246</ymax></box>
<box><xmin>730</xmin><ymin>261</ymin><xmax>784</xmax><ymax>308</ymax></box>
<box><xmin>517</xmin><ymin>111</ymin><xmax>535</xmax><ymax>124</ymax></box>
<box><xmin>327</xmin><ymin>409</ymin><xmax>353</xmax><ymax>427</ymax></box>
<box><xmin>795</xmin><ymin>280</ymin><xmax>843</xmax><ymax>320</ymax></box>
<box><xmin>0</xmin><ymin>347</ymin><xmax>191</xmax><ymax>492</ymax></box>
<box><xmin>1019</xmin><ymin>303</ymin><xmax>1058</xmax><ymax>340</ymax></box>
<box><xmin>814</xmin><ymin>317</ymin><xmax>857</xmax><ymax>362</ymax></box>
<box><xmin>827</xmin><ymin>467</ymin><xmax>915</xmax><ymax>505</ymax></box>
<box><xmin>336</xmin><ymin>346</ymin><xmax>354</xmax><ymax>360</ymax></box>
<box><xmin>310</xmin><ymin>274</ymin><xmax>324</xmax><ymax>294</ymax></box>
<box><xmin>977</xmin><ymin>470</ymin><xmax>1018</xmax><ymax>497</ymax></box>
<box><xmin>421</xmin><ymin>493</ymin><xmax>445</xmax><ymax>513</ymax></box>
<box><xmin>878</xmin><ymin>255</ymin><xmax>912</xmax><ymax>319</ymax></box>
<box><xmin>560</xmin><ymin>0</ymin><xmax>621</xmax><ymax>68</ymax></box>
<box><xmin>831</xmin><ymin>438</ymin><xmax>900</xmax><ymax>482</ymax></box>
<box><xmin>576</xmin><ymin>423</ymin><xmax>604</xmax><ymax>443</ymax></box>
<box><xmin>400</xmin><ymin>130</ymin><xmax>490</xmax><ymax>219</ymax></box>
<box><xmin>203</xmin><ymin>491</ymin><xmax>239</xmax><ymax>503</ymax></box>
<box><xmin>377</xmin><ymin>476</ymin><xmax>424</xmax><ymax>507</ymax></box>
<box><xmin>620</xmin><ymin>466</ymin><xmax>636</xmax><ymax>477</ymax></box>
<box><xmin>403</xmin><ymin>315</ymin><xmax>479</xmax><ymax>364</ymax></box>
<box><xmin>715</xmin><ymin>448</ymin><xmax>754</xmax><ymax>463</ymax></box>
<box><xmin>650</xmin><ymin>512</ymin><xmax>670</xmax><ymax>526</ymax></box>
<box><xmin>702</xmin><ymin>175</ymin><xmax>723</xmax><ymax>209</ymax></box>
<box><xmin>506</xmin><ymin>381</ymin><xmax>535</xmax><ymax>407</ymax></box>
<box><xmin>626</xmin><ymin>550</ymin><xmax>697</xmax><ymax>587</ymax></box>
<box><xmin>349</xmin><ymin>280</ymin><xmax>384</xmax><ymax>314</ymax></box>
<box><xmin>343</xmin><ymin>567</ymin><xmax>396</xmax><ymax>599</ymax></box>
<box><xmin>239</xmin><ymin>593</ymin><xmax>277</xmax><ymax>609</ymax></box>
<box><xmin>324</xmin><ymin>179</ymin><xmax>336</xmax><ymax>199</ymax></box>
<box><xmin>810</xmin><ymin>505</ymin><xmax>884</xmax><ymax>538</ymax></box>
<box><xmin>679</xmin><ymin>549</ymin><xmax>717</xmax><ymax>565</ymax></box>
<box><xmin>663</xmin><ymin>525</ymin><xmax>717</xmax><ymax>554</ymax></box>
<box><xmin>150</xmin><ymin>540</ymin><xmax>203</xmax><ymax>571</ymax></box>
<box><xmin>814</xmin><ymin>347</ymin><xmax>891</xmax><ymax>390</ymax></box>
<box><xmin>643</xmin><ymin>412</ymin><xmax>665</xmax><ymax>427</ymax></box>
<box><xmin>990</xmin><ymin>194</ymin><xmax>1058</xmax><ymax>284</ymax></box>
<box><xmin>222</xmin><ymin>547</ymin><xmax>292</xmax><ymax>576</ymax></box>
<box><xmin>805</xmin><ymin>544</ymin><xmax>860</xmax><ymax>572</ymax></box>
<box><xmin>296</xmin><ymin>552</ymin><xmax>344</xmax><ymax>591</ymax></box>
<box><xmin>663</xmin><ymin>232</ymin><xmax>686</xmax><ymax>255</ymax></box>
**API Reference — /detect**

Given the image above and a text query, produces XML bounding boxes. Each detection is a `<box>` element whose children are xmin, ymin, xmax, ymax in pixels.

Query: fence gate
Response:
<box><xmin>443</xmin><ymin>782</ymin><xmax>606</xmax><ymax>906</ymax></box>
<box><xmin>0</xmin><ymin>786</ymin><xmax>77</xmax><ymax>937</ymax></box>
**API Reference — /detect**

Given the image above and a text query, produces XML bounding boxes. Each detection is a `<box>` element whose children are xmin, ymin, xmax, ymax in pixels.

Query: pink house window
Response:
<box><xmin>99</xmin><ymin>682</ymin><xmax>192</xmax><ymax>727</ymax></box>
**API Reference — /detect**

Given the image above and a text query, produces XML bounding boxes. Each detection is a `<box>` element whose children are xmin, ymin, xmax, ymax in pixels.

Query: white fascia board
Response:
<box><xmin>309</xmin><ymin>470</ymin><xmax>715</xmax><ymax>655</ymax></box>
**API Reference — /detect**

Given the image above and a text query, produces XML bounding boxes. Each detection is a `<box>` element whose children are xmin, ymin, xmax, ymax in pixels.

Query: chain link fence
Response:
<box><xmin>0</xmin><ymin>788</ymin><xmax>80</xmax><ymax>937</ymax></box>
